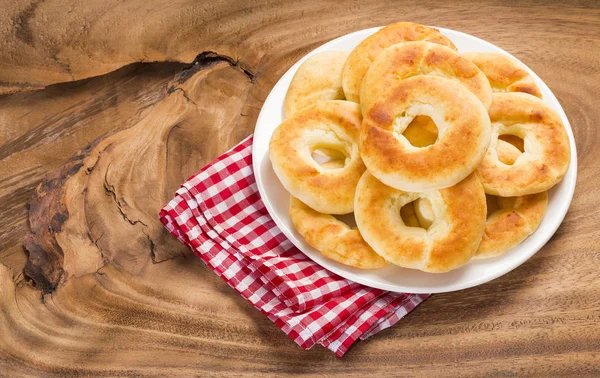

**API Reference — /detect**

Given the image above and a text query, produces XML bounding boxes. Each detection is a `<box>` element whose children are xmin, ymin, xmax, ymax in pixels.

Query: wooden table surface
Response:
<box><xmin>1</xmin><ymin>1</ymin><xmax>599</xmax><ymax>376</ymax></box>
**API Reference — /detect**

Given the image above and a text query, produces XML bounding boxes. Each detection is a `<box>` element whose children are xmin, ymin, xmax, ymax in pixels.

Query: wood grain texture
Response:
<box><xmin>1</xmin><ymin>0</ymin><xmax>599</xmax><ymax>376</ymax></box>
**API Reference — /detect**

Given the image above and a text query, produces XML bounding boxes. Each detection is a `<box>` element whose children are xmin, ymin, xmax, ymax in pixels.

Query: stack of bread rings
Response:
<box><xmin>270</xmin><ymin>22</ymin><xmax>570</xmax><ymax>273</ymax></box>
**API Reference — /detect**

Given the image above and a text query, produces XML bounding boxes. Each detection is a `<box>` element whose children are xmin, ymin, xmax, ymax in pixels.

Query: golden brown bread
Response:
<box><xmin>269</xmin><ymin>100</ymin><xmax>365</xmax><ymax>214</ymax></box>
<box><xmin>476</xmin><ymin>192</ymin><xmax>548</xmax><ymax>259</ymax></box>
<box><xmin>283</xmin><ymin>51</ymin><xmax>349</xmax><ymax>119</ymax></box>
<box><xmin>271</xmin><ymin>23</ymin><xmax>561</xmax><ymax>272</ymax></box>
<box><xmin>342</xmin><ymin>22</ymin><xmax>456</xmax><ymax>103</ymax></box>
<box><xmin>463</xmin><ymin>52</ymin><xmax>542</xmax><ymax>98</ymax></box>
<box><xmin>477</xmin><ymin>93</ymin><xmax>570</xmax><ymax>196</ymax></box>
<box><xmin>360</xmin><ymin>41</ymin><xmax>492</xmax><ymax>114</ymax></box>
<box><xmin>354</xmin><ymin>172</ymin><xmax>487</xmax><ymax>273</ymax></box>
<box><xmin>474</xmin><ymin>140</ymin><xmax>547</xmax><ymax>258</ymax></box>
<box><xmin>360</xmin><ymin>75</ymin><xmax>491</xmax><ymax>192</ymax></box>
<box><xmin>289</xmin><ymin>197</ymin><xmax>388</xmax><ymax>269</ymax></box>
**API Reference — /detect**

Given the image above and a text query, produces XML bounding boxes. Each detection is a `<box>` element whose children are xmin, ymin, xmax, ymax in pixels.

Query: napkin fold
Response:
<box><xmin>159</xmin><ymin>135</ymin><xmax>428</xmax><ymax>357</ymax></box>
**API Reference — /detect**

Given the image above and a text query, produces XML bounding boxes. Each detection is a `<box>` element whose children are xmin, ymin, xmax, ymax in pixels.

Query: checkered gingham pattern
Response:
<box><xmin>159</xmin><ymin>135</ymin><xmax>429</xmax><ymax>357</ymax></box>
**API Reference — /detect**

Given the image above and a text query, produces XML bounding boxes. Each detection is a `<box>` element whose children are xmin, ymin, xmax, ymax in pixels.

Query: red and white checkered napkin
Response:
<box><xmin>159</xmin><ymin>135</ymin><xmax>429</xmax><ymax>357</ymax></box>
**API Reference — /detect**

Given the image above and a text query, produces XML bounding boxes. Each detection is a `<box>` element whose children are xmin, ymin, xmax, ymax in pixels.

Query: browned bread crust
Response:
<box><xmin>289</xmin><ymin>197</ymin><xmax>388</xmax><ymax>269</ymax></box>
<box><xmin>270</xmin><ymin>100</ymin><xmax>365</xmax><ymax>214</ymax></box>
<box><xmin>361</xmin><ymin>41</ymin><xmax>492</xmax><ymax>114</ymax></box>
<box><xmin>342</xmin><ymin>22</ymin><xmax>456</xmax><ymax>103</ymax></box>
<box><xmin>360</xmin><ymin>75</ymin><xmax>491</xmax><ymax>191</ymax></box>
<box><xmin>463</xmin><ymin>52</ymin><xmax>542</xmax><ymax>98</ymax></box>
<box><xmin>476</xmin><ymin>192</ymin><xmax>548</xmax><ymax>259</ymax></box>
<box><xmin>477</xmin><ymin>93</ymin><xmax>570</xmax><ymax>196</ymax></box>
<box><xmin>283</xmin><ymin>51</ymin><xmax>349</xmax><ymax>119</ymax></box>
<box><xmin>355</xmin><ymin>172</ymin><xmax>486</xmax><ymax>273</ymax></box>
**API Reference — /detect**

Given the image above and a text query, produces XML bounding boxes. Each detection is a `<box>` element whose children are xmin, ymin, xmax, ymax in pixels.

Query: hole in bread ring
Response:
<box><xmin>402</xmin><ymin>115</ymin><xmax>439</xmax><ymax>147</ymax></box>
<box><xmin>289</xmin><ymin>197</ymin><xmax>388</xmax><ymax>269</ymax></box>
<box><xmin>342</xmin><ymin>22</ymin><xmax>456</xmax><ymax>103</ymax></box>
<box><xmin>496</xmin><ymin>137</ymin><xmax>524</xmax><ymax>165</ymax></box>
<box><xmin>463</xmin><ymin>52</ymin><xmax>543</xmax><ymax>99</ymax></box>
<box><xmin>270</xmin><ymin>100</ymin><xmax>366</xmax><ymax>214</ymax></box>
<box><xmin>360</xmin><ymin>41</ymin><xmax>492</xmax><ymax>115</ymax></box>
<box><xmin>311</xmin><ymin>146</ymin><xmax>349</xmax><ymax>170</ymax></box>
<box><xmin>414</xmin><ymin>198</ymin><xmax>435</xmax><ymax>229</ymax></box>
<box><xmin>476</xmin><ymin>93</ymin><xmax>571</xmax><ymax>196</ymax></box>
<box><xmin>476</xmin><ymin>192</ymin><xmax>548</xmax><ymax>259</ymax></box>
<box><xmin>354</xmin><ymin>171</ymin><xmax>486</xmax><ymax>273</ymax></box>
<box><xmin>400</xmin><ymin>198</ymin><xmax>435</xmax><ymax>230</ymax></box>
<box><xmin>498</xmin><ymin>134</ymin><xmax>524</xmax><ymax>152</ymax></box>
<box><xmin>360</xmin><ymin>75</ymin><xmax>491</xmax><ymax>192</ymax></box>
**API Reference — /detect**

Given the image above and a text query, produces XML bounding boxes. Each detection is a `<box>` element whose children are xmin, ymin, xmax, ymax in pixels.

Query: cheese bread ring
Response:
<box><xmin>289</xmin><ymin>197</ymin><xmax>388</xmax><ymax>269</ymax></box>
<box><xmin>463</xmin><ymin>52</ymin><xmax>542</xmax><ymax>98</ymax></box>
<box><xmin>360</xmin><ymin>75</ymin><xmax>491</xmax><ymax>192</ymax></box>
<box><xmin>355</xmin><ymin>172</ymin><xmax>486</xmax><ymax>273</ymax></box>
<box><xmin>361</xmin><ymin>41</ymin><xmax>492</xmax><ymax>114</ymax></box>
<box><xmin>476</xmin><ymin>191</ymin><xmax>548</xmax><ymax>259</ymax></box>
<box><xmin>283</xmin><ymin>51</ymin><xmax>349</xmax><ymax>119</ymax></box>
<box><xmin>477</xmin><ymin>93</ymin><xmax>570</xmax><ymax>196</ymax></box>
<box><xmin>342</xmin><ymin>22</ymin><xmax>456</xmax><ymax>103</ymax></box>
<box><xmin>270</xmin><ymin>100</ymin><xmax>365</xmax><ymax>214</ymax></box>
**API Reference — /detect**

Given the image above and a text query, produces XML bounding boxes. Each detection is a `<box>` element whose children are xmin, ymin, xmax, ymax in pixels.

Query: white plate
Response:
<box><xmin>252</xmin><ymin>26</ymin><xmax>577</xmax><ymax>293</ymax></box>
